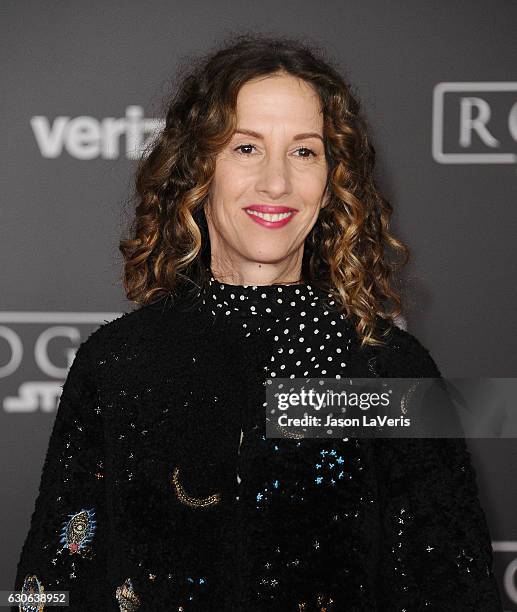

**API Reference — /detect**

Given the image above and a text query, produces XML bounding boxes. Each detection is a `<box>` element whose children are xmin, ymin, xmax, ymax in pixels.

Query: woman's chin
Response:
<box><xmin>240</xmin><ymin>251</ymin><xmax>297</xmax><ymax>266</ymax></box>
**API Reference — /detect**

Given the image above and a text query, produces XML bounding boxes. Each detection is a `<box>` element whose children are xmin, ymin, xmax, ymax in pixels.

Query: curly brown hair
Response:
<box><xmin>119</xmin><ymin>32</ymin><xmax>410</xmax><ymax>348</ymax></box>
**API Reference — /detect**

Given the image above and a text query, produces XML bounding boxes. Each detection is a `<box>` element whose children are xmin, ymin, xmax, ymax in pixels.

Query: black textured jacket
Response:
<box><xmin>12</xmin><ymin>275</ymin><xmax>503</xmax><ymax>611</ymax></box>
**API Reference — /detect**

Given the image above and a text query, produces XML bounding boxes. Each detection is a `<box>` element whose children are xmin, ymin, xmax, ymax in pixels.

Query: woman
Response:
<box><xmin>13</xmin><ymin>34</ymin><xmax>502</xmax><ymax>611</ymax></box>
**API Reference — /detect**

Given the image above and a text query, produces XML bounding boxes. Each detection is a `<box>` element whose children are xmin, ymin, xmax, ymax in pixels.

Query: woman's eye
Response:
<box><xmin>294</xmin><ymin>147</ymin><xmax>316</xmax><ymax>158</ymax></box>
<box><xmin>234</xmin><ymin>144</ymin><xmax>317</xmax><ymax>158</ymax></box>
<box><xmin>234</xmin><ymin>144</ymin><xmax>255</xmax><ymax>155</ymax></box>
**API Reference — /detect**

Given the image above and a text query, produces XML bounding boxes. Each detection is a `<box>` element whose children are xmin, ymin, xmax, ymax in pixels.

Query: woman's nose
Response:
<box><xmin>255</xmin><ymin>156</ymin><xmax>292</xmax><ymax>197</ymax></box>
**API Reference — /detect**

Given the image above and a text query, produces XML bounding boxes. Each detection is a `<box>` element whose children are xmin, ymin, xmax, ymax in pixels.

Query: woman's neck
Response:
<box><xmin>208</xmin><ymin>263</ymin><xmax>304</xmax><ymax>287</ymax></box>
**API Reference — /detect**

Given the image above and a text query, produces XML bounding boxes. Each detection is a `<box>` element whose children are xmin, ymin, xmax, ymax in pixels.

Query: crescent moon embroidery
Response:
<box><xmin>171</xmin><ymin>466</ymin><xmax>221</xmax><ymax>508</ymax></box>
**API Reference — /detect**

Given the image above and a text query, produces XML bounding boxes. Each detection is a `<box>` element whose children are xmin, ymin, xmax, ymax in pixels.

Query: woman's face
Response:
<box><xmin>205</xmin><ymin>73</ymin><xmax>330</xmax><ymax>282</ymax></box>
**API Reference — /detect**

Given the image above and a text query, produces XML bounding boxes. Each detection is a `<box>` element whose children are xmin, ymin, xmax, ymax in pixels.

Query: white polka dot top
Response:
<box><xmin>196</xmin><ymin>270</ymin><xmax>356</xmax><ymax>380</ymax></box>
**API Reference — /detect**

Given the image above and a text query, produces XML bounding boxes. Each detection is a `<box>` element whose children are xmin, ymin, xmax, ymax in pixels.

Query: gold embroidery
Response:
<box><xmin>19</xmin><ymin>574</ymin><xmax>45</xmax><ymax>612</ymax></box>
<box><xmin>115</xmin><ymin>577</ymin><xmax>140</xmax><ymax>611</ymax></box>
<box><xmin>171</xmin><ymin>466</ymin><xmax>221</xmax><ymax>508</ymax></box>
<box><xmin>275</xmin><ymin>421</ymin><xmax>305</xmax><ymax>439</ymax></box>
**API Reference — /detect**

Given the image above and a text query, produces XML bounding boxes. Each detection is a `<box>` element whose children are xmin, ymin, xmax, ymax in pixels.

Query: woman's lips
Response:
<box><xmin>244</xmin><ymin>205</ymin><xmax>297</xmax><ymax>228</ymax></box>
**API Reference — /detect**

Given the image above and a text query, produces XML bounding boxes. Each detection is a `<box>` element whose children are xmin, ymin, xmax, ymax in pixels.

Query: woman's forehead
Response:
<box><xmin>234</xmin><ymin>77</ymin><xmax>324</xmax><ymax>133</ymax></box>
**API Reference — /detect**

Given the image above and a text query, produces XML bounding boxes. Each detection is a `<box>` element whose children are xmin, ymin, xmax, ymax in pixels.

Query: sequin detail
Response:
<box><xmin>115</xmin><ymin>577</ymin><xmax>140</xmax><ymax>611</ymax></box>
<box><xmin>171</xmin><ymin>466</ymin><xmax>221</xmax><ymax>508</ymax></box>
<box><xmin>298</xmin><ymin>593</ymin><xmax>335</xmax><ymax>611</ymax></box>
<box><xmin>19</xmin><ymin>574</ymin><xmax>45</xmax><ymax>612</ymax></box>
<box><xmin>59</xmin><ymin>508</ymin><xmax>96</xmax><ymax>554</ymax></box>
<box><xmin>400</xmin><ymin>380</ymin><xmax>422</xmax><ymax>414</ymax></box>
<box><xmin>316</xmin><ymin>593</ymin><xmax>335</xmax><ymax>610</ymax></box>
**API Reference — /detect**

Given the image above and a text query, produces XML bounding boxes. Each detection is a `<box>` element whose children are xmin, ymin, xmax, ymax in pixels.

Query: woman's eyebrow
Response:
<box><xmin>234</xmin><ymin>128</ymin><xmax>324</xmax><ymax>142</ymax></box>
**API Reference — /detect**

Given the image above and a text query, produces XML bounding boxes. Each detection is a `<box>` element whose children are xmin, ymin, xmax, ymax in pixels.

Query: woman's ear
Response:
<box><xmin>320</xmin><ymin>187</ymin><xmax>331</xmax><ymax>209</ymax></box>
<box><xmin>203</xmin><ymin>196</ymin><xmax>211</xmax><ymax>220</ymax></box>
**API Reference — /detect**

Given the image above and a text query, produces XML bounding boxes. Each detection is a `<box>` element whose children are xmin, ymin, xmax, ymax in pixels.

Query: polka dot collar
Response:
<box><xmin>199</xmin><ymin>272</ymin><xmax>325</xmax><ymax>319</ymax></box>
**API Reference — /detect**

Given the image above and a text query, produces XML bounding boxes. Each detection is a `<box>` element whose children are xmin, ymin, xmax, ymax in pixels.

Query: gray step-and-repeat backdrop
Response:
<box><xmin>2</xmin><ymin>1</ymin><xmax>516</xmax><ymax>607</ymax></box>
